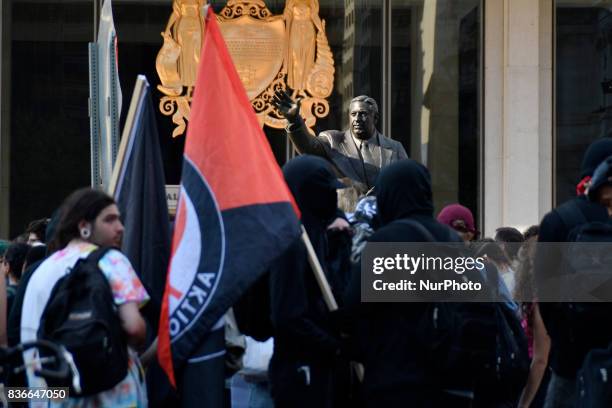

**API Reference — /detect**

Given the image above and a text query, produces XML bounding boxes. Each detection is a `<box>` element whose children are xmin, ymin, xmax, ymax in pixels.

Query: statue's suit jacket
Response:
<box><xmin>287</xmin><ymin>117</ymin><xmax>408</xmax><ymax>212</ymax></box>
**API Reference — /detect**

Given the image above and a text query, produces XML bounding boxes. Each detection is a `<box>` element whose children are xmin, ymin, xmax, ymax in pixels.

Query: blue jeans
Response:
<box><xmin>231</xmin><ymin>374</ymin><xmax>274</xmax><ymax>408</ymax></box>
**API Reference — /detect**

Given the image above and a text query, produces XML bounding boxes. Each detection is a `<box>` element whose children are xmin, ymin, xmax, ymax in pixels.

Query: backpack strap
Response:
<box><xmin>395</xmin><ymin>219</ymin><xmax>437</xmax><ymax>242</ymax></box>
<box><xmin>556</xmin><ymin>200</ymin><xmax>588</xmax><ymax>232</ymax></box>
<box><xmin>85</xmin><ymin>246</ymin><xmax>114</xmax><ymax>267</ymax></box>
<box><xmin>83</xmin><ymin>247</ymin><xmax>117</xmax><ymax>302</ymax></box>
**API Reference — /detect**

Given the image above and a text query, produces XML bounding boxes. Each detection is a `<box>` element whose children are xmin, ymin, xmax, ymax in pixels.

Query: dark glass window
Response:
<box><xmin>6</xmin><ymin>0</ymin><xmax>481</xmax><ymax>235</ymax></box>
<box><xmin>113</xmin><ymin>1</ymin><xmax>186</xmax><ymax>185</ymax></box>
<box><xmin>387</xmin><ymin>1</ymin><xmax>481</xmax><ymax>218</ymax></box>
<box><xmin>10</xmin><ymin>0</ymin><xmax>94</xmax><ymax>236</ymax></box>
<box><xmin>556</xmin><ymin>1</ymin><xmax>612</xmax><ymax>204</ymax></box>
<box><xmin>268</xmin><ymin>0</ymin><xmax>482</xmax><ymax>218</ymax></box>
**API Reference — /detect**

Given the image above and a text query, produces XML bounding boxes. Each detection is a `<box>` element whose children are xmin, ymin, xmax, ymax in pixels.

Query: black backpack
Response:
<box><xmin>392</xmin><ymin>221</ymin><xmax>494</xmax><ymax>386</ymax></box>
<box><xmin>397</xmin><ymin>220</ymin><xmax>528</xmax><ymax>393</ymax></box>
<box><xmin>556</xmin><ymin>202</ymin><xmax>612</xmax><ymax>338</ymax></box>
<box><xmin>489</xmin><ymin>303</ymin><xmax>530</xmax><ymax>396</ymax></box>
<box><xmin>422</xmin><ymin>286</ymin><xmax>528</xmax><ymax>396</ymax></box>
<box><xmin>576</xmin><ymin>342</ymin><xmax>612</xmax><ymax>407</ymax></box>
<box><xmin>37</xmin><ymin>247</ymin><xmax>128</xmax><ymax>395</ymax></box>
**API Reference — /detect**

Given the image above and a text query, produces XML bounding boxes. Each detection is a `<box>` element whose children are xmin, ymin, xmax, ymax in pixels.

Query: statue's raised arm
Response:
<box><xmin>272</xmin><ymin>91</ymin><xmax>328</xmax><ymax>157</ymax></box>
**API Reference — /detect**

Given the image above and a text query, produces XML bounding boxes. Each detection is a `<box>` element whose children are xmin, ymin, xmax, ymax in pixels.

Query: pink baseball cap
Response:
<box><xmin>437</xmin><ymin>204</ymin><xmax>478</xmax><ymax>235</ymax></box>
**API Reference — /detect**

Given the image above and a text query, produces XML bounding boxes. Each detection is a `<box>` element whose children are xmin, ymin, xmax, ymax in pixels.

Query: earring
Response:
<box><xmin>80</xmin><ymin>227</ymin><xmax>91</xmax><ymax>239</ymax></box>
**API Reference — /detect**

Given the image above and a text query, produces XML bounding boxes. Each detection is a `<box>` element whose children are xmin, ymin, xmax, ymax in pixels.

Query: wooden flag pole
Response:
<box><xmin>300</xmin><ymin>225</ymin><xmax>365</xmax><ymax>381</ymax></box>
<box><xmin>107</xmin><ymin>75</ymin><xmax>147</xmax><ymax>196</ymax></box>
<box><xmin>300</xmin><ymin>225</ymin><xmax>338</xmax><ymax>311</ymax></box>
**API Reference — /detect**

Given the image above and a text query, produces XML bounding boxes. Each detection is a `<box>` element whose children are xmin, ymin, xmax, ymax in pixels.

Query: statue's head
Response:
<box><xmin>349</xmin><ymin>95</ymin><xmax>378</xmax><ymax>140</ymax></box>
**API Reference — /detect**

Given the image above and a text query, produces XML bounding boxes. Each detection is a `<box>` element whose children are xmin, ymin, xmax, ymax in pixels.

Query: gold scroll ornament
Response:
<box><xmin>156</xmin><ymin>0</ymin><xmax>335</xmax><ymax>137</ymax></box>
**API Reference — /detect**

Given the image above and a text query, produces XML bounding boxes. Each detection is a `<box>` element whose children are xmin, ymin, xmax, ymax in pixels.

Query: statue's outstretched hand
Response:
<box><xmin>273</xmin><ymin>90</ymin><xmax>301</xmax><ymax>123</ymax></box>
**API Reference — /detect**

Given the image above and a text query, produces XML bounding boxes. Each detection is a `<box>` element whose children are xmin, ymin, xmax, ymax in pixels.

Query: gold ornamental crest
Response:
<box><xmin>156</xmin><ymin>0</ymin><xmax>335</xmax><ymax>137</ymax></box>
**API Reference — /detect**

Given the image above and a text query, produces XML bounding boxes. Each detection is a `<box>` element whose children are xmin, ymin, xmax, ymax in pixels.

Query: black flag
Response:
<box><xmin>111</xmin><ymin>75</ymin><xmax>177</xmax><ymax>406</ymax></box>
<box><xmin>113</xmin><ymin>76</ymin><xmax>170</xmax><ymax>323</ymax></box>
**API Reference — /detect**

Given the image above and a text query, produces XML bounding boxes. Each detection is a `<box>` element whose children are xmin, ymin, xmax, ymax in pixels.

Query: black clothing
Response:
<box><xmin>8</xmin><ymin>260</ymin><xmax>43</xmax><ymax>347</ymax></box>
<box><xmin>366</xmin><ymin>388</ymin><xmax>473</xmax><ymax>408</ymax></box>
<box><xmin>6</xmin><ymin>261</ymin><xmax>43</xmax><ymax>389</ymax></box>
<box><xmin>6</xmin><ymin>285</ymin><xmax>17</xmax><ymax>321</ymax></box>
<box><xmin>579</xmin><ymin>138</ymin><xmax>612</xmax><ymax>179</ymax></box>
<box><xmin>233</xmin><ymin>272</ymin><xmax>274</xmax><ymax>342</ymax></box>
<box><xmin>269</xmin><ymin>238</ymin><xmax>341</xmax><ymax>361</ymax></box>
<box><xmin>282</xmin><ymin>155</ymin><xmax>342</xmax><ymax>226</ymax></box>
<box><xmin>269</xmin><ymin>156</ymin><xmax>350</xmax><ymax>406</ymax></box>
<box><xmin>345</xmin><ymin>160</ymin><xmax>466</xmax><ymax>405</ymax></box>
<box><xmin>272</xmin><ymin>157</ymin><xmax>346</xmax><ymax>349</ymax></box>
<box><xmin>536</xmin><ymin>196</ymin><xmax>611</xmax><ymax>378</ymax></box>
<box><xmin>535</xmin><ymin>137</ymin><xmax>612</xmax><ymax>394</ymax></box>
<box><xmin>10</xmin><ymin>209</ymin><xmax>58</xmax><ymax>346</ymax></box>
<box><xmin>375</xmin><ymin>159</ymin><xmax>435</xmax><ymax>226</ymax></box>
<box><xmin>268</xmin><ymin>357</ymin><xmax>333</xmax><ymax>408</ymax></box>
<box><xmin>350</xmin><ymin>216</ymin><xmax>461</xmax><ymax>399</ymax></box>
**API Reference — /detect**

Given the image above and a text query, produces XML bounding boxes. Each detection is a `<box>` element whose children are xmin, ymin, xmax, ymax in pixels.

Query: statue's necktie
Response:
<box><xmin>360</xmin><ymin>141</ymin><xmax>374</xmax><ymax>165</ymax></box>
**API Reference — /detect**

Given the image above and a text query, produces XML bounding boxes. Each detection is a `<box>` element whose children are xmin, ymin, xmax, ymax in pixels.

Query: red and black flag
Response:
<box><xmin>158</xmin><ymin>5</ymin><xmax>301</xmax><ymax>395</ymax></box>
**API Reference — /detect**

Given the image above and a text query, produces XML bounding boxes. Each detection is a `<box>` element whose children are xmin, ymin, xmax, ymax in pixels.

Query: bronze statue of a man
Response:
<box><xmin>274</xmin><ymin>92</ymin><xmax>408</xmax><ymax>212</ymax></box>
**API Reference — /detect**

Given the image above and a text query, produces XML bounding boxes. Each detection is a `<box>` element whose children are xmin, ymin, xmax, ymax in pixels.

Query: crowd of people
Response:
<box><xmin>0</xmin><ymin>114</ymin><xmax>612</xmax><ymax>407</ymax></box>
<box><xmin>230</xmin><ymin>137</ymin><xmax>612</xmax><ymax>408</ymax></box>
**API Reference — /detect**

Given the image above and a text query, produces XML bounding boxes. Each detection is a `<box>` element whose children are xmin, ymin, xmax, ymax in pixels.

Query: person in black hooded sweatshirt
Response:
<box><xmin>268</xmin><ymin>155</ymin><xmax>350</xmax><ymax>408</ymax></box>
<box><xmin>535</xmin><ymin>137</ymin><xmax>612</xmax><ymax>408</ymax></box>
<box><xmin>344</xmin><ymin>159</ymin><xmax>474</xmax><ymax>408</ymax></box>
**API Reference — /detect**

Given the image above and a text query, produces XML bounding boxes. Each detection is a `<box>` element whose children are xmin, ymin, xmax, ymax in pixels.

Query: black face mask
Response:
<box><xmin>376</xmin><ymin>159</ymin><xmax>433</xmax><ymax>225</ymax></box>
<box><xmin>304</xmin><ymin>185</ymin><xmax>337</xmax><ymax>223</ymax></box>
<box><xmin>284</xmin><ymin>156</ymin><xmax>341</xmax><ymax>226</ymax></box>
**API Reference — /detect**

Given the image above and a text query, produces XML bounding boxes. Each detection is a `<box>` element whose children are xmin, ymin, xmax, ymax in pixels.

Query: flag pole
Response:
<box><xmin>301</xmin><ymin>225</ymin><xmax>365</xmax><ymax>381</ymax></box>
<box><xmin>300</xmin><ymin>225</ymin><xmax>338</xmax><ymax>311</ymax></box>
<box><xmin>108</xmin><ymin>75</ymin><xmax>147</xmax><ymax>196</ymax></box>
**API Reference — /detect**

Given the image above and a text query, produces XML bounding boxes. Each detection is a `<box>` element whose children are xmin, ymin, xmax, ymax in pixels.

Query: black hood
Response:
<box><xmin>376</xmin><ymin>159</ymin><xmax>433</xmax><ymax>226</ymax></box>
<box><xmin>580</xmin><ymin>138</ymin><xmax>612</xmax><ymax>178</ymax></box>
<box><xmin>283</xmin><ymin>155</ymin><xmax>342</xmax><ymax>227</ymax></box>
